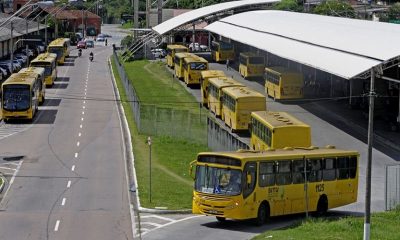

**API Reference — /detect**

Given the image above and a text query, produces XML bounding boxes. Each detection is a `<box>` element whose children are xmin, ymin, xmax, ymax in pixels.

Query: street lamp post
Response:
<box><xmin>147</xmin><ymin>136</ymin><xmax>152</xmax><ymax>203</ymax></box>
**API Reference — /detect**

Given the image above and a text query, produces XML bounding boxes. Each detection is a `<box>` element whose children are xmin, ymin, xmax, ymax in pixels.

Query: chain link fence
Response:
<box><xmin>207</xmin><ymin>116</ymin><xmax>249</xmax><ymax>151</ymax></box>
<box><xmin>386</xmin><ymin>164</ymin><xmax>400</xmax><ymax>210</ymax></box>
<box><xmin>113</xmin><ymin>52</ymin><xmax>207</xmax><ymax>144</ymax></box>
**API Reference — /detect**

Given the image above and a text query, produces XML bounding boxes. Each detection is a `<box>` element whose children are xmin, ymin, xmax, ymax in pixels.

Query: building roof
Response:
<box><xmin>205</xmin><ymin>10</ymin><xmax>400</xmax><ymax>79</ymax></box>
<box><xmin>152</xmin><ymin>0</ymin><xmax>279</xmax><ymax>35</ymax></box>
<box><xmin>42</xmin><ymin>7</ymin><xmax>101</xmax><ymax>20</ymax></box>
<box><xmin>0</xmin><ymin>13</ymin><xmax>47</xmax><ymax>42</ymax></box>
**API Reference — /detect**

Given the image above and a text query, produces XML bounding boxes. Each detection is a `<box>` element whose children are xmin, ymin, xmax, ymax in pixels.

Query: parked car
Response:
<box><xmin>96</xmin><ymin>36</ymin><xmax>105</xmax><ymax>42</ymax></box>
<box><xmin>21</xmin><ymin>49</ymin><xmax>35</xmax><ymax>58</ymax></box>
<box><xmin>0</xmin><ymin>67</ymin><xmax>7</xmax><ymax>78</ymax></box>
<box><xmin>77</xmin><ymin>41</ymin><xmax>87</xmax><ymax>49</ymax></box>
<box><xmin>151</xmin><ymin>48</ymin><xmax>166</xmax><ymax>58</ymax></box>
<box><xmin>0</xmin><ymin>62</ymin><xmax>13</xmax><ymax>74</ymax></box>
<box><xmin>86</xmin><ymin>40</ymin><xmax>94</xmax><ymax>48</ymax></box>
<box><xmin>188</xmin><ymin>42</ymin><xmax>200</xmax><ymax>51</ymax></box>
<box><xmin>15</xmin><ymin>53</ymin><xmax>28</xmax><ymax>62</ymax></box>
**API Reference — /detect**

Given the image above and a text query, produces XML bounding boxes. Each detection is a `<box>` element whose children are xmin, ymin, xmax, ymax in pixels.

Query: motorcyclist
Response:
<box><xmin>89</xmin><ymin>52</ymin><xmax>94</xmax><ymax>61</ymax></box>
<box><xmin>78</xmin><ymin>48</ymin><xmax>82</xmax><ymax>57</ymax></box>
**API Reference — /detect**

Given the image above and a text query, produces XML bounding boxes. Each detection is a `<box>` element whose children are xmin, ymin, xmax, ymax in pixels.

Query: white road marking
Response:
<box><xmin>77</xmin><ymin>142</ymin><xmax>80</xmax><ymax>147</ymax></box>
<box><xmin>80</xmin><ymin>124</ymin><xmax>83</xmax><ymax>128</ymax></box>
<box><xmin>141</xmin><ymin>215</ymin><xmax>174</xmax><ymax>222</ymax></box>
<box><xmin>83</xmin><ymin>101</ymin><xmax>86</xmax><ymax>104</ymax></box>
<box><xmin>82</xmin><ymin>111</ymin><xmax>85</xmax><ymax>115</ymax></box>
<box><xmin>61</xmin><ymin>198</ymin><xmax>66</xmax><ymax>206</ymax></box>
<box><xmin>141</xmin><ymin>215</ymin><xmax>204</xmax><ymax>236</ymax></box>
<box><xmin>141</xmin><ymin>222</ymin><xmax>162</xmax><ymax>227</ymax></box>
<box><xmin>81</xmin><ymin>117</ymin><xmax>84</xmax><ymax>121</ymax></box>
<box><xmin>83</xmin><ymin>106</ymin><xmax>85</xmax><ymax>109</ymax></box>
<box><xmin>75</xmin><ymin>152</ymin><xmax>78</xmax><ymax>158</ymax></box>
<box><xmin>78</xmin><ymin>132</ymin><xmax>81</xmax><ymax>137</ymax></box>
<box><xmin>71</xmin><ymin>165</ymin><xmax>75</xmax><ymax>171</ymax></box>
<box><xmin>0</xmin><ymin>166</ymin><xmax>17</xmax><ymax>171</ymax></box>
<box><xmin>67</xmin><ymin>180</ymin><xmax>71</xmax><ymax>188</ymax></box>
<box><xmin>54</xmin><ymin>220</ymin><xmax>60</xmax><ymax>231</ymax></box>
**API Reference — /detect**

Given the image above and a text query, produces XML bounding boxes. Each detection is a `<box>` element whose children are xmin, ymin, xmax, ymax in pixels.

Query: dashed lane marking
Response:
<box><xmin>67</xmin><ymin>181</ymin><xmax>71</xmax><ymax>188</ymax></box>
<box><xmin>54</xmin><ymin>220</ymin><xmax>60</xmax><ymax>231</ymax></box>
<box><xmin>61</xmin><ymin>198</ymin><xmax>66</xmax><ymax>206</ymax></box>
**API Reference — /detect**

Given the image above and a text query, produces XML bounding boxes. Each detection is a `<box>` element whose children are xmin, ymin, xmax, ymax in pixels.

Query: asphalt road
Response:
<box><xmin>0</xmin><ymin>39</ymin><xmax>134</xmax><ymax>239</ymax></box>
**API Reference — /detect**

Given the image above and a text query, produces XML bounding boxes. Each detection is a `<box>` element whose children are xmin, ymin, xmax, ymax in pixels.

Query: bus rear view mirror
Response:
<box><xmin>189</xmin><ymin>160</ymin><xmax>197</xmax><ymax>180</ymax></box>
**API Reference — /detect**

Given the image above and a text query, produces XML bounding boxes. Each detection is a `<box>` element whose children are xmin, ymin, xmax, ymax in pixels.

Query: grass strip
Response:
<box><xmin>111</xmin><ymin>57</ymin><xmax>207</xmax><ymax>209</ymax></box>
<box><xmin>253</xmin><ymin>207</ymin><xmax>400</xmax><ymax>240</ymax></box>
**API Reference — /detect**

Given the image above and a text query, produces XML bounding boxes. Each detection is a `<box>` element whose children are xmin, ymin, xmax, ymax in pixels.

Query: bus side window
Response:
<box><xmin>323</xmin><ymin>158</ymin><xmax>336</xmax><ymax>181</ymax></box>
<box><xmin>307</xmin><ymin>158</ymin><xmax>322</xmax><ymax>182</ymax></box>
<box><xmin>276</xmin><ymin>160</ymin><xmax>291</xmax><ymax>185</ymax></box>
<box><xmin>243</xmin><ymin>162</ymin><xmax>257</xmax><ymax>198</ymax></box>
<box><xmin>259</xmin><ymin>162</ymin><xmax>275</xmax><ymax>187</ymax></box>
<box><xmin>349</xmin><ymin>156</ymin><xmax>357</xmax><ymax>179</ymax></box>
<box><xmin>292</xmin><ymin>160</ymin><xmax>304</xmax><ymax>184</ymax></box>
<box><xmin>337</xmin><ymin>157</ymin><xmax>349</xmax><ymax>179</ymax></box>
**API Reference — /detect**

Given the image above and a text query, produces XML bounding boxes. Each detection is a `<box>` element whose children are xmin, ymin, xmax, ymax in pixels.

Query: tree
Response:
<box><xmin>388</xmin><ymin>2</ymin><xmax>400</xmax><ymax>20</ymax></box>
<box><xmin>313</xmin><ymin>0</ymin><xmax>355</xmax><ymax>18</ymax></box>
<box><xmin>273</xmin><ymin>0</ymin><xmax>302</xmax><ymax>12</ymax></box>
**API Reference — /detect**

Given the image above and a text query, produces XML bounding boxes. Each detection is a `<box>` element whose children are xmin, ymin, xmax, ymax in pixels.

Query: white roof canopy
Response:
<box><xmin>152</xmin><ymin>0</ymin><xmax>279</xmax><ymax>35</ymax></box>
<box><xmin>205</xmin><ymin>10</ymin><xmax>400</xmax><ymax>79</ymax></box>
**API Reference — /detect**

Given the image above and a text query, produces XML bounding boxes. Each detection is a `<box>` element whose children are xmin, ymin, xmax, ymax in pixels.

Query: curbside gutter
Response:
<box><xmin>109</xmin><ymin>56</ymin><xmax>191</xmax><ymax>215</ymax></box>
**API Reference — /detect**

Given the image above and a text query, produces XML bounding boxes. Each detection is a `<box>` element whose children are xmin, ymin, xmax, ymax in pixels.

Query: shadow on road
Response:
<box><xmin>43</xmin><ymin>98</ymin><xmax>62</xmax><ymax>107</ymax></box>
<box><xmin>55</xmin><ymin>77</ymin><xmax>70</xmax><ymax>82</ymax></box>
<box><xmin>35</xmin><ymin>109</ymin><xmax>57</xmax><ymax>124</ymax></box>
<box><xmin>51</xmin><ymin>83</ymin><xmax>68</xmax><ymax>89</ymax></box>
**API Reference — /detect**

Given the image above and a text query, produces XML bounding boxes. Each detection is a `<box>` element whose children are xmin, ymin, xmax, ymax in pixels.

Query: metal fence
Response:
<box><xmin>113</xmin><ymin>52</ymin><xmax>207</xmax><ymax>144</ymax></box>
<box><xmin>207</xmin><ymin>116</ymin><xmax>249</xmax><ymax>151</ymax></box>
<box><xmin>386</xmin><ymin>164</ymin><xmax>400</xmax><ymax>210</ymax></box>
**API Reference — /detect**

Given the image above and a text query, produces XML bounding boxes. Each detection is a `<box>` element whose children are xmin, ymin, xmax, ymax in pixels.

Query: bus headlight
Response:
<box><xmin>226</xmin><ymin>202</ymin><xmax>239</xmax><ymax>210</ymax></box>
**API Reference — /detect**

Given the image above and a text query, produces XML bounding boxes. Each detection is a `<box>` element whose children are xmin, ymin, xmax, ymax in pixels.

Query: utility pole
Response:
<box><xmin>10</xmin><ymin>22</ymin><xmax>13</xmax><ymax>73</ymax></box>
<box><xmin>134</xmin><ymin>0</ymin><xmax>139</xmax><ymax>39</ymax></box>
<box><xmin>146</xmin><ymin>0</ymin><xmax>150</xmax><ymax>28</ymax></box>
<box><xmin>363</xmin><ymin>68</ymin><xmax>376</xmax><ymax>240</ymax></box>
<box><xmin>157</xmin><ymin>0</ymin><xmax>162</xmax><ymax>24</ymax></box>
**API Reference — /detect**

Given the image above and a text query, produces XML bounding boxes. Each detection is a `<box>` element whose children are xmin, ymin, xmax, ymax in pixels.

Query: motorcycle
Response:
<box><xmin>78</xmin><ymin>49</ymin><xmax>82</xmax><ymax>57</ymax></box>
<box><xmin>89</xmin><ymin>54</ymin><xmax>93</xmax><ymax>62</ymax></box>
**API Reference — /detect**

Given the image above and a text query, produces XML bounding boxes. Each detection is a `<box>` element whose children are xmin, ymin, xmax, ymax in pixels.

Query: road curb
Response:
<box><xmin>139</xmin><ymin>207</ymin><xmax>192</xmax><ymax>214</ymax></box>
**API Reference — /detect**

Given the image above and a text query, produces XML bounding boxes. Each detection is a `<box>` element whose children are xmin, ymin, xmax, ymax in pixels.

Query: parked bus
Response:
<box><xmin>47</xmin><ymin>38</ymin><xmax>70</xmax><ymax>64</ymax></box>
<box><xmin>200</xmin><ymin>70</ymin><xmax>226</xmax><ymax>107</ymax></box>
<box><xmin>166</xmin><ymin>44</ymin><xmax>188</xmax><ymax>68</ymax></box>
<box><xmin>174</xmin><ymin>52</ymin><xmax>196</xmax><ymax>80</ymax></box>
<box><xmin>208</xmin><ymin>77</ymin><xmax>243</xmax><ymax>117</ymax></box>
<box><xmin>265</xmin><ymin>67</ymin><xmax>304</xmax><ymax>100</ymax></box>
<box><xmin>222</xmin><ymin>86</ymin><xmax>266</xmax><ymax>131</ymax></box>
<box><xmin>190</xmin><ymin>146</ymin><xmax>359</xmax><ymax>225</ymax></box>
<box><xmin>250</xmin><ymin>111</ymin><xmax>311</xmax><ymax>150</ymax></box>
<box><xmin>2</xmin><ymin>71</ymin><xmax>41</xmax><ymax>121</ymax></box>
<box><xmin>239</xmin><ymin>52</ymin><xmax>265</xmax><ymax>79</ymax></box>
<box><xmin>30</xmin><ymin>53</ymin><xmax>57</xmax><ymax>86</ymax></box>
<box><xmin>183</xmin><ymin>56</ymin><xmax>208</xmax><ymax>85</ymax></box>
<box><xmin>211</xmin><ymin>41</ymin><xmax>235</xmax><ymax>62</ymax></box>
<box><xmin>19</xmin><ymin>67</ymin><xmax>46</xmax><ymax>105</ymax></box>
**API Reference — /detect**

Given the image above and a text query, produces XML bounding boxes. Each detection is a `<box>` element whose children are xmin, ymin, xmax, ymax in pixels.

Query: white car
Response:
<box><xmin>189</xmin><ymin>42</ymin><xmax>200</xmax><ymax>51</ymax></box>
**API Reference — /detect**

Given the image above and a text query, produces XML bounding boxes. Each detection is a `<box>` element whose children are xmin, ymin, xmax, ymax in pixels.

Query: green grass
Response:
<box><xmin>123</xmin><ymin>60</ymin><xmax>199</xmax><ymax>110</ymax></box>
<box><xmin>120</xmin><ymin>21</ymin><xmax>133</xmax><ymax>29</ymax></box>
<box><xmin>253</xmin><ymin>208</ymin><xmax>400</xmax><ymax>240</ymax></box>
<box><xmin>111</xmin><ymin>57</ymin><xmax>208</xmax><ymax>209</ymax></box>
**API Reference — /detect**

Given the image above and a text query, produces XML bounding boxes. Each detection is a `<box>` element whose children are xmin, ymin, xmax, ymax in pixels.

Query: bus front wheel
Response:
<box><xmin>254</xmin><ymin>203</ymin><xmax>269</xmax><ymax>226</ymax></box>
<box><xmin>216</xmin><ymin>216</ymin><xmax>226</xmax><ymax>222</ymax></box>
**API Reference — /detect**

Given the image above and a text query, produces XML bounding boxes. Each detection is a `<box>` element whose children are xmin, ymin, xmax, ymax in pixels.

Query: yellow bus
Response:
<box><xmin>250</xmin><ymin>111</ymin><xmax>311</xmax><ymax>150</ymax></box>
<box><xmin>47</xmin><ymin>38</ymin><xmax>70</xmax><ymax>64</ymax></box>
<box><xmin>239</xmin><ymin>52</ymin><xmax>265</xmax><ymax>79</ymax></box>
<box><xmin>183</xmin><ymin>56</ymin><xmax>208</xmax><ymax>85</ymax></box>
<box><xmin>2</xmin><ymin>71</ymin><xmax>41</xmax><ymax>121</ymax></box>
<box><xmin>222</xmin><ymin>86</ymin><xmax>266</xmax><ymax>131</ymax></box>
<box><xmin>208</xmin><ymin>77</ymin><xmax>243</xmax><ymax>117</ymax></box>
<box><xmin>174</xmin><ymin>52</ymin><xmax>196</xmax><ymax>80</ymax></box>
<box><xmin>200</xmin><ymin>70</ymin><xmax>226</xmax><ymax>107</ymax></box>
<box><xmin>19</xmin><ymin>67</ymin><xmax>46</xmax><ymax>105</ymax></box>
<box><xmin>166</xmin><ymin>44</ymin><xmax>188</xmax><ymax>68</ymax></box>
<box><xmin>265</xmin><ymin>67</ymin><xmax>304</xmax><ymax>100</ymax></box>
<box><xmin>211</xmin><ymin>41</ymin><xmax>235</xmax><ymax>62</ymax></box>
<box><xmin>30</xmin><ymin>53</ymin><xmax>57</xmax><ymax>86</ymax></box>
<box><xmin>191</xmin><ymin>146</ymin><xmax>359</xmax><ymax>225</ymax></box>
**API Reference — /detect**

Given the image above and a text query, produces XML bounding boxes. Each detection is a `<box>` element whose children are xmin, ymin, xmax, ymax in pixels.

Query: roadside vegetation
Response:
<box><xmin>0</xmin><ymin>176</ymin><xmax>4</xmax><ymax>192</ymax></box>
<box><xmin>253</xmin><ymin>207</ymin><xmax>400</xmax><ymax>240</ymax></box>
<box><xmin>111</xmin><ymin>58</ymin><xmax>208</xmax><ymax>209</ymax></box>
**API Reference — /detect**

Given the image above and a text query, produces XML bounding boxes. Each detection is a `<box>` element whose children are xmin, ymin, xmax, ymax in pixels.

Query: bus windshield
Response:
<box><xmin>249</xmin><ymin>57</ymin><xmax>264</xmax><ymax>64</ymax></box>
<box><xmin>195</xmin><ymin>166</ymin><xmax>242</xmax><ymax>196</ymax></box>
<box><xmin>30</xmin><ymin>63</ymin><xmax>52</xmax><ymax>76</ymax></box>
<box><xmin>190</xmin><ymin>62</ymin><xmax>207</xmax><ymax>70</ymax></box>
<box><xmin>3</xmin><ymin>85</ymin><xmax>30</xmax><ymax>111</ymax></box>
<box><xmin>48</xmin><ymin>47</ymin><xmax>63</xmax><ymax>60</ymax></box>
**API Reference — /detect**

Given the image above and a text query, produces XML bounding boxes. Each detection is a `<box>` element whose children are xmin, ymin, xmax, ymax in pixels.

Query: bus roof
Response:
<box><xmin>265</xmin><ymin>66</ymin><xmax>303</xmax><ymax>76</ymax></box>
<box><xmin>31</xmin><ymin>53</ymin><xmax>57</xmax><ymax>63</ymax></box>
<box><xmin>3</xmin><ymin>72</ymin><xmax>37</xmax><ymax>86</ymax></box>
<box><xmin>174</xmin><ymin>52</ymin><xmax>196</xmax><ymax>59</ymax></box>
<box><xmin>200</xmin><ymin>70</ymin><xmax>225</xmax><ymax>79</ymax></box>
<box><xmin>167</xmin><ymin>44</ymin><xmax>188</xmax><ymax>50</ymax></box>
<box><xmin>198</xmin><ymin>146</ymin><xmax>359</xmax><ymax>162</ymax></box>
<box><xmin>251</xmin><ymin>111</ymin><xmax>310</xmax><ymax>129</ymax></box>
<box><xmin>19</xmin><ymin>67</ymin><xmax>45</xmax><ymax>77</ymax></box>
<box><xmin>209</xmin><ymin>76</ymin><xmax>244</xmax><ymax>89</ymax></box>
<box><xmin>183</xmin><ymin>56</ymin><xmax>208</xmax><ymax>63</ymax></box>
<box><xmin>240</xmin><ymin>52</ymin><xmax>263</xmax><ymax>58</ymax></box>
<box><xmin>48</xmin><ymin>38</ymin><xmax>68</xmax><ymax>47</ymax></box>
<box><xmin>222</xmin><ymin>86</ymin><xmax>265</xmax><ymax>99</ymax></box>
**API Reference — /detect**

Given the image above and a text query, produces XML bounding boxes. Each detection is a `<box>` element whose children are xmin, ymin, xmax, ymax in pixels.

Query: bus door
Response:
<box><xmin>242</xmin><ymin>162</ymin><xmax>258</xmax><ymax>216</ymax></box>
<box><xmin>274</xmin><ymin>160</ymin><xmax>292</xmax><ymax>215</ymax></box>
